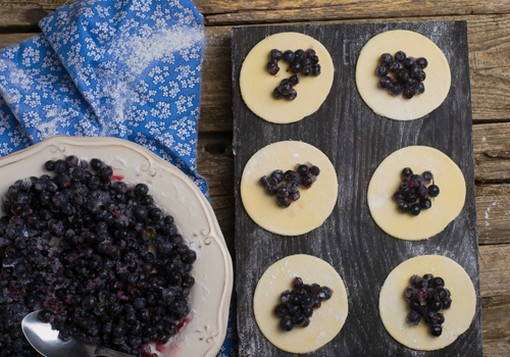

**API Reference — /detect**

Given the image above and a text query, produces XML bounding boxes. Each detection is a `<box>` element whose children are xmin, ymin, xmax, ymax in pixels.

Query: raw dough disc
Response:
<box><xmin>367</xmin><ymin>146</ymin><xmax>466</xmax><ymax>240</ymax></box>
<box><xmin>253</xmin><ymin>254</ymin><xmax>348</xmax><ymax>354</ymax></box>
<box><xmin>356</xmin><ymin>30</ymin><xmax>451</xmax><ymax>121</ymax></box>
<box><xmin>240</xmin><ymin>141</ymin><xmax>338</xmax><ymax>236</ymax></box>
<box><xmin>379</xmin><ymin>255</ymin><xmax>476</xmax><ymax>351</ymax></box>
<box><xmin>239</xmin><ymin>32</ymin><xmax>334</xmax><ymax>124</ymax></box>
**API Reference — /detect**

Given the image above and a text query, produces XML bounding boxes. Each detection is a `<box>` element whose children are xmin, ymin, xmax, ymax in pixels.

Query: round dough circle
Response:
<box><xmin>240</xmin><ymin>32</ymin><xmax>334</xmax><ymax>124</ymax></box>
<box><xmin>253</xmin><ymin>254</ymin><xmax>349</xmax><ymax>354</ymax></box>
<box><xmin>379</xmin><ymin>255</ymin><xmax>476</xmax><ymax>351</ymax></box>
<box><xmin>356</xmin><ymin>30</ymin><xmax>451</xmax><ymax>121</ymax></box>
<box><xmin>367</xmin><ymin>146</ymin><xmax>466</xmax><ymax>240</ymax></box>
<box><xmin>241</xmin><ymin>141</ymin><xmax>338</xmax><ymax>236</ymax></box>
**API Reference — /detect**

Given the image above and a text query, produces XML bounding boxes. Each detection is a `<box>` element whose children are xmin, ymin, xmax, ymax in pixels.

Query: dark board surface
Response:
<box><xmin>232</xmin><ymin>21</ymin><xmax>481</xmax><ymax>356</ymax></box>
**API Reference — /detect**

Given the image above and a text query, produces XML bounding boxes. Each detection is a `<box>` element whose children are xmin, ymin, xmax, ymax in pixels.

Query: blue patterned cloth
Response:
<box><xmin>0</xmin><ymin>0</ymin><xmax>235</xmax><ymax>355</ymax></box>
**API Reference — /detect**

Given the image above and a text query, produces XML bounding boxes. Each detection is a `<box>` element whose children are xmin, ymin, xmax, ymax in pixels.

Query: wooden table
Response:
<box><xmin>0</xmin><ymin>1</ymin><xmax>509</xmax><ymax>355</ymax></box>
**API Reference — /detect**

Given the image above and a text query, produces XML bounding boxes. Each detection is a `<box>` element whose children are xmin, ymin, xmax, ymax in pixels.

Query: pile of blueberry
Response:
<box><xmin>274</xmin><ymin>277</ymin><xmax>333</xmax><ymax>331</ymax></box>
<box><xmin>267</xmin><ymin>49</ymin><xmax>321</xmax><ymax>101</ymax></box>
<box><xmin>404</xmin><ymin>274</ymin><xmax>452</xmax><ymax>337</ymax></box>
<box><xmin>376</xmin><ymin>51</ymin><xmax>428</xmax><ymax>99</ymax></box>
<box><xmin>259</xmin><ymin>164</ymin><xmax>320</xmax><ymax>207</ymax></box>
<box><xmin>0</xmin><ymin>156</ymin><xmax>196</xmax><ymax>356</ymax></box>
<box><xmin>394</xmin><ymin>168</ymin><xmax>440</xmax><ymax>216</ymax></box>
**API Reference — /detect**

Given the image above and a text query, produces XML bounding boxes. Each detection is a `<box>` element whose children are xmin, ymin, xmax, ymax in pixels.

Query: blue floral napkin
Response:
<box><xmin>0</xmin><ymin>0</ymin><xmax>235</xmax><ymax>355</ymax></box>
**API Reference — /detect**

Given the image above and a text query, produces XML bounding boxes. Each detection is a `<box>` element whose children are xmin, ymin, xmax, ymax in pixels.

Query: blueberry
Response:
<box><xmin>279</xmin><ymin>81</ymin><xmax>292</xmax><ymax>96</ymax></box>
<box><xmin>398</xmin><ymin>201</ymin><xmax>410</xmax><ymax>212</ymax></box>
<box><xmin>277</xmin><ymin>196</ymin><xmax>292</xmax><ymax>207</ymax></box>
<box><xmin>284</xmin><ymin>170</ymin><xmax>300</xmax><ymax>184</ymax></box>
<box><xmin>403</xmin><ymin>57</ymin><xmax>416</xmax><ymax>69</ymax></box>
<box><xmin>297</xmin><ymin>165</ymin><xmax>309</xmax><ymax>176</ymax></box>
<box><xmin>302</xmin><ymin>65</ymin><xmax>312</xmax><ymax>76</ymax></box>
<box><xmin>397</xmin><ymin>69</ymin><xmax>410</xmax><ymax>83</ymax></box>
<box><xmin>407</xmin><ymin>310</ymin><xmax>421</xmax><ymax>325</ymax></box>
<box><xmin>442</xmin><ymin>297</ymin><xmax>452</xmax><ymax>309</ymax></box>
<box><xmin>403</xmin><ymin>87</ymin><xmax>416</xmax><ymax>99</ymax></box>
<box><xmin>376</xmin><ymin>65</ymin><xmax>388</xmax><ymax>77</ymax></box>
<box><xmin>289</xmin><ymin>191</ymin><xmax>300</xmax><ymax>201</ymax></box>
<box><xmin>290</xmin><ymin>62</ymin><xmax>302</xmax><ymax>74</ymax></box>
<box><xmin>286</xmin><ymin>89</ymin><xmax>297</xmax><ymax>101</ymax></box>
<box><xmin>389</xmin><ymin>83</ymin><xmax>403</xmax><ymax>95</ymax></box>
<box><xmin>271</xmin><ymin>169</ymin><xmax>284</xmax><ymax>183</ymax></box>
<box><xmin>282</xmin><ymin>50</ymin><xmax>295</xmax><ymax>63</ymax></box>
<box><xmin>388</xmin><ymin>61</ymin><xmax>400</xmax><ymax>73</ymax></box>
<box><xmin>277</xmin><ymin>187</ymin><xmax>289</xmax><ymax>198</ymax></box>
<box><xmin>273</xmin><ymin>88</ymin><xmax>283</xmax><ymax>99</ymax></box>
<box><xmin>135</xmin><ymin>183</ymin><xmax>149</xmax><ymax>196</ymax></box>
<box><xmin>416</xmin><ymin>82</ymin><xmax>425</xmax><ymax>94</ymax></box>
<box><xmin>431</xmin><ymin>324</ymin><xmax>442</xmax><ymax>336</ymax></box>
<box><xmin>416</xmin><ymin>57</ymin><xmax>428</xmax><ymax>69</ymax></box>
<box><xmin>422</xmin><ymin>171</ymin><xmax>433</xmax><ymax>182</ymax></box>
<box><xmin>428</xmin><ymin>184</ymin><xmax>440</xmax><ymax>197</ymax></box>
<box><xmin>380</xmin><ymin>53</ymin><xmax>393</xmax><ymax>65</ymax></box>
<box><xmin>311</xmin><ymin>64</ymin><xmax>321</xmax><ymax>76</ymax></box>
<box><xmin>44</xmin><ymin>160</ymin><xmax>56</xmax><ymax>171</ymax></box>
<box><xmin>395</xmin><ymin>50</ymin><xmax>406</xmax><ymax>62</ymax></box>
<box><xmin>288</xmin><ymin>74</ymin><xmax>299</xmax><ymax>86</ymax></box>
<box><xmin>410</xmin><ymin>204</ymin><xmax>421</xmax><ymax>216</ymax></box>
<box><xmin>294</xmin><ymin>49</ymin><xmax>305</xmax><ymax>60</ymax></box>
<box><xmin>420</xmin><ymin>198</ymin><xmax>432</xmax><ymax>209</ymax></box>
<box><xmin>309</xmin><ymin>165</ymin><xmax>320</xmax><ymax>176</ymax></box>
<box><xmin>432</xmin><ymin>277</ymin><xmax>444</xmax><ymax>287</ymax></box>
<box><xmin>280</xmin><ymin>317</ymin><xmax>294</xmax><ymax>331</ymax></box>
<box><xmin>274</xmin><ymin>304</ymin><xmax>287</xmax><ymax>317</ymax></box>
<box><xmin>270</xmin><ymin>49</ymin><xmax>282</xmax><ymax>61</ymax></box>
<box><xmin>266</xmin><ymin>62</ymin><xmax>279</xmax><ymax>75</ymax></box>
<box><xmin>304</xmin><ymin>49</ymin><xmax>316</xmax><ymax>58</ymax></box>
<box><xmin>379</xmin><ymin>76</ymin><xmax>392</xmax><ymax>89</ymax></box>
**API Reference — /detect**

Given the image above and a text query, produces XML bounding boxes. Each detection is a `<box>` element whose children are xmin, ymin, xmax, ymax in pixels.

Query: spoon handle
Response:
<box><xmin>93</xmin><ymin>346</ymin><xmax>135</xmax><ymax>357</ymax></box>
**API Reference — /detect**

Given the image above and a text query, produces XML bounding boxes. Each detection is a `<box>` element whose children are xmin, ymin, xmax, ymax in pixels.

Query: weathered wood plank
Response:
<box><xmin>476</xmin><ymin>184</ymin><xmax>510</xmax><ymax>246</ymax></box>
<box><xmin>480</xmin><ymin>245</ymin><xmax>510</xmax><ymax>299</ymax></box>
<box><xmin>204</xmin><ymin>1</ymin><xmax>510</xmax><ymax>25</ymax></box>
<box><xmin>473</xmin><ymin>123</ymin><xmax>510</xmax><ymax>183</ymax></box>
<box><xmin>482</xmin><ymin>295</ymin><xmax>510</xmax><ymax>356</ymax></box>
<box><xmin>232</xmin><ymin>21</ymin><xmax>482</xmax><ymax>356</ymax></box>
<box><xmin>1</xmin><ymin>13</ymin><xmax>510</xmax><ymax>128</ymax></box>
<box><xmin>2</xmin><ymin>0</ymin><xmax>510</xmax><ymax>27</ymax></box>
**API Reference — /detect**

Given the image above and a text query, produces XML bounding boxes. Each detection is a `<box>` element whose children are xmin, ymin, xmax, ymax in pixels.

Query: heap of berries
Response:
<box><xmin>0</xmin><ymin>156</ymin><xmax>196</xmax><ymax>356</ymax></box>
<box><xmin>376</xmin><ymin>50</ymin><xmax>428</xmax><ymax>99</ymax></box>
<box><xmin>259</xmin><ymin>164</ymin><xmax>320</xmax><ymax>207</ymax></box>
<box><xmin>274</xmin><ymin>277</ymin><xmax>333</xmax><ymax>331</ymax></box>
<box><xmin>266</xmin><ymin>49</ymin><xmax>321</xmax><ymax>101</ymax></box>
<box><xmin>394</xmin><ymin>168</ymin><xmax>440</xmax><ymax>216</ymax></box>
<box><xmin>404</xmin><ymin>274</ymin><xmax>452</xmax><ymax>337</ymax></box>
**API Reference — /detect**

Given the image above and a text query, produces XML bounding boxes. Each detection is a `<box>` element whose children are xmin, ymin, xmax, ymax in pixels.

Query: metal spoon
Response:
<box><xmin>21</xmin><ymin>311</ymin><xmax>134</xmax><ymax>357</ymax></box>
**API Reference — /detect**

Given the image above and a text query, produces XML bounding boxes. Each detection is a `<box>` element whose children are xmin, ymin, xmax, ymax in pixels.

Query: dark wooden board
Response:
<box><xmin>232</xmin><ymin>21</ymin><xmax>481</xmax><ymax>356</ymax></box>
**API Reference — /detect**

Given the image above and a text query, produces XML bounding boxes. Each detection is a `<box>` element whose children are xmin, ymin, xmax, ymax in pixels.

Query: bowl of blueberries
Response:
<box><xmin>0</xmin><ymin>136</ymin><xmax>233</xmax><ymax>357</ymax></box>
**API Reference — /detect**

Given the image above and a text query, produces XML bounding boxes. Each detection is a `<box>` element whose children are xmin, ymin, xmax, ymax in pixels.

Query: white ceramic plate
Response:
<box><xmin>0</xmin><ymin>136</ymin><xmax>233</xmax><ymax>357</ymax></box>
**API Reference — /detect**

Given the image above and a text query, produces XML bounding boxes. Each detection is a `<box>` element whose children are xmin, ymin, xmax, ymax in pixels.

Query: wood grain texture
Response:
<box><xmin>3</xmin><ymin>0</ymin><xmax>510</xmax><ymax>27</ymax></box>
<box><xmin>1</xmin><ymin>13</ymin><xmax>510</xmax><ymax>128</ymax></box>
<box><xmin>233</xmin><ymin>21</ymin><xmax>481</xmax><ymax>356</ymax></box>
<box><xmin>482</xmin><ymin>294</ymin><xmax>510</xmax><ymax>356</ymax></box>
<box><xmin>205</xmin><ymin>1</ymin><xmax>510</xmax><ymax>25</ymax></box>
